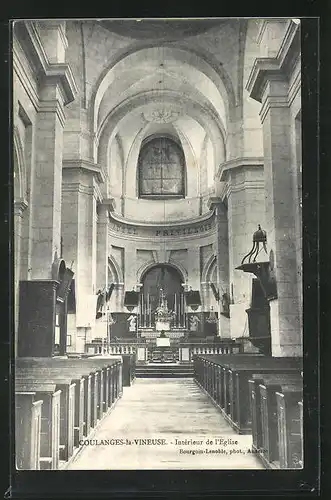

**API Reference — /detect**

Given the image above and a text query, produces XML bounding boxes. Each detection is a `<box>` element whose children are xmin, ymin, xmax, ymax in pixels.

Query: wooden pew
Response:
<box><xmin>258</xmin><ymin>377</ymin><xmax>302</xmax><ymax>469</ymax></box>
<box><xmin>16</xmin><ymin>382</ymin><xmax>61</xmax><ymax>470</ymax></box>
<box><xmin>71</xmin><ymin>377</ymin><xmax>85</xmax><ymax>446</ymax></box>
<box><xmin>298</xmin><ymin>400</ymin><xmax>304</xmax><ymax>467</ymax></box>
<box><xmin>230</xmin><ymin>359</ymin><xmax>302</xmax><ymax>433</ymax></box>
<box><xmin>121</xmin><ymin>354</ymin><xmax>136</xmax><ymax>386</ymax></box>
<box><xmin>248</xmin><ymin>376</ymin><xmax>265</xmax><ymax>453</ymax></box>
<box><xmin>193</xmin><ymin>353</ymin><xmax>264</xmax><ymax>389</ymax></box>
<box><xmin>193</xmin><ymin>355</ymin><xmax>303</xmax><ymax>436</ymax></box>
<box><xmin>17</xmin><ymin>366</ymin><xmax>109</xmax><ymax>442</ymax></box>
<box><xmin>276</xmin><ymin>389</ymin><xmax>303</xmax><ymax>468</ymax></box>
<box><xmin>16</xmin><ymin>375</ymin><xmax>76</xmax><ymax>462</ymax></box>
<box><xmin>16</xmin><ymin>357</ymin><xmax>123</xmax><ymax>464</ymax></box>
<box><xmin>16</xmin><ymin>357</ymin><xmax>123</xmax><ymax>420</ymax></box>
<box><xmin>15</xmin><ymin>392</ymin><xmax>43</xmax><ymax>470</ymax></box>
<box><xmin>18</xmin><ymin>369</ymin><xmax>91</xmax><ymax>439</ymax></box>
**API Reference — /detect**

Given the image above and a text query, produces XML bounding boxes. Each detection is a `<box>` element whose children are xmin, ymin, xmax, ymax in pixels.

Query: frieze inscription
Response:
<box><xmin>109</xmin><ymin>221</ymin><xmax>214</xmax><ymax>238</ymax></box>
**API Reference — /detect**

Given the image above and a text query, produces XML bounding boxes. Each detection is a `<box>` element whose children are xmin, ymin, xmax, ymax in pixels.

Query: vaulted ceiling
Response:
<box><xmin>98</xmin><ymin>19</ymin><xmax>225</xmax><ymax>40</ymax></box>
<box><xmin>94</xmin><ymin>43</ymin><xmax>230</xmax><ymax>169</ymax></box>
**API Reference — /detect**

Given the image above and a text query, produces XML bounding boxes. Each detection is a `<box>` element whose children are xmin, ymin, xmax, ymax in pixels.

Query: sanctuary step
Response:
<box><xmin>135</xmin><ymin>363</ymin><xmax>194</xmax><ymax>378</ymax></box>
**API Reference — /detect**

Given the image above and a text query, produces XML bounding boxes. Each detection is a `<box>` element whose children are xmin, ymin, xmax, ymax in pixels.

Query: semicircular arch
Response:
<box><xmin>98</xmin><ymin>91</ymin><xmax>226</xmax><ymax>170</ymax></box>
<box><xmin>137</xmin><ymin>260</ymin><xmax>187</xmax><ymax>285</ymax></box>
<box><xmin>13</xmin><ymin>126</ymin><xmax>27</xmax><ymax>201</ymax></box>
<box><xmin>202</xmin><ymin>254</ymin><xmax>217</xmax><ymax>283</ymax></box>
<box><xmin>89</xmin><ymin>42</ymin><xmax>236</xmax><ymax>138</ymax></box>
<box><xmin>108</xmin><ymin>255</ymin><xmax>124</xmax><ymax>283</ymax></box>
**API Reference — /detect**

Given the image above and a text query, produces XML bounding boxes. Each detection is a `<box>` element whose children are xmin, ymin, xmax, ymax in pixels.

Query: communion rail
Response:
<box><xmin>85</xmin><ymin>340</ymin><xmax>244</xmax><ymax>362</ymax></box>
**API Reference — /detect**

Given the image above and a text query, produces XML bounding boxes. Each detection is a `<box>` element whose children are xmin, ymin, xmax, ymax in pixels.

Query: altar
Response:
<box><xmin>139</xmin><ymin>288</ymin><xmax>186</xmax><ymax>340</ymax></box>
<box><xmin>154</xmin><ymin>288</ymin><xmax>174</xmax><ymax>331</ymax></box>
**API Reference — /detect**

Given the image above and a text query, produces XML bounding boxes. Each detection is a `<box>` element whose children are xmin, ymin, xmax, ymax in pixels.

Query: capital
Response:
<box><xmin>207</xmin><ymin>196</ymin><xmax>223</xmax><ymax>211</ymax></box>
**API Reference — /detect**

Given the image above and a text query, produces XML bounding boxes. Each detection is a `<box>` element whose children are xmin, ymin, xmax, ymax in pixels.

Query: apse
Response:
<box><xmin>140</xmin><ymin>264</ymin><xmax>185</xmax><ymax>329</ymax></box>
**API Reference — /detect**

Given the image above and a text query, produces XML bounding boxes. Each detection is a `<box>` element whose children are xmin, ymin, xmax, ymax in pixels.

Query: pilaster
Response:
<box><xmin>256</xmin><ymin>19</ymin><xmax>289</xmax><ymax>58</ymax></box>
<box><xmin>36</xmin><ymin>20</ymin><xmax>68</xmax><ymax>64</ymax></box>
<box><xmin>208</xmin><ymin>197</ymin><xmax>230</xmax><ymax>338</ymax></box>
<box><xmin>61</xmin><ymin>162</ymin><xmax>103</xmax><ymax>349</ymax></box>
<box><xmin>217</xmin><ymin>162</ymin><xmax>266</xmax><ymax>340</ymax></box>
<box><xmin>187</xmin><ymin>247</ymin><xmax>200</xmax><ymax>291</ymax></box>
<box><xmin>14</xmin><ymin>199</ymin><xmax>29</xmax><ymax>353</ymax></box>
<box><xmin>25</xmin><ymin>20</ymin><xmax>78</xmax><ymax>280</ymax></box>
<box><xmin>124</xmin><ymin>247</ymin><xmax>137</xmax><ymax>291</ymax></box>
<box><xmin>96</xmin><ymin>198</ymin><xmax>115</xmax><ymax>290</ymax></box>
<box><xmin>246</xmin><ymin>20</ymin><xmax>302</xmax><ymax>357</ymax></box>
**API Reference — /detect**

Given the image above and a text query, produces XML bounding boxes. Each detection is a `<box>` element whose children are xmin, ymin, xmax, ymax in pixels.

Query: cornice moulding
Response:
<box><xmin>217</xmin><ymin>157</ymin><xmax>264</xmax><ymax>181</ymax></box>
<box><xmin>109</xmin><ymin>209</ymin><xmax>215</xmax><ymax>229</ymax></box>
<box><xmin>43</xmin><ymin>64</ymin><xmax>78</xmax><ymax>106</ymax></box>
<box><xmin>256</xmin><ymin>19</ymin><xmax>289</xmax><ymax>47</ymax></box>
<box><xmin>207</xmin><ymin>196</ymin><xmax>223</xmax><ymax>210</ymax></box>
<box><xmin>288</xmin><ymin>63</ymin><xmax>301</xmax><ymax>107</ymax></box>
<box><xmin>99</xmin><ymin>198</ymin><xmax>116</xmax><ymax>211</ymax></box>
<box><xmin>246</xmin><ymin>21</ymin><xmax>300</xmax><ymax>103</ymax></box>
<box><xmin>259</xmin><ymin>95</ymin><xmax>290</xmax><ymax>123</ymax></box>
<box><xmin>16</xmin><ymin>21</ymin><xmax>78</xmax><ymax>106</ymax></box>
<box><xmin>229</xmin><ymin>179</ymin><xmax>265</xmax><ymax>194</ymax></box>
<box><xmin>39</xmin><ymin>99</ymin><xmax>66</xmax><ymax>128</ymax></box>
<box><xmin>13</xmin><ymin>41</ymin><xmax>39</xmax><ymax>112</ymax></box>
<box><xmin>62</xmin><ymin>159</ymin><xmax>106</xmax><ymax>184</ymax></box>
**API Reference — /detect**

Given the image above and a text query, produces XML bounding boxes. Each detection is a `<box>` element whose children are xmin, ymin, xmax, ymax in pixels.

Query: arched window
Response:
<box><xmin>138</xmin><ymin>137</ymin><xmax>185</xmax><ymax>198</ymax></box>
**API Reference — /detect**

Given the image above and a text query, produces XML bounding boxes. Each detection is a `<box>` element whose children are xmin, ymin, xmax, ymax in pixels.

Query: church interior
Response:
<box><xmin>13</xmin><ymin>18</ymin><xmax>303</xmax><ymax>472</ymax></box>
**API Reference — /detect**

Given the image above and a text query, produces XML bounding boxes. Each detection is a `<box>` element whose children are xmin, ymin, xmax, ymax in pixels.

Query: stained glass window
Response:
<box><xmin>138</xmin><ymin>137</ymin><xmax>185</xmax><ymax>198</ymax></box>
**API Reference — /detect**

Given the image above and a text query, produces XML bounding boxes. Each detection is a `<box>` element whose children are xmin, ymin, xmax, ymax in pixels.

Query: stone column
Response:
<box><xmin>14</xmin><ymin>199</ymin><xmax>28</xmax><ymax>352</ymax></box>
<box><xmin>246</xmin><ymin>20</ymin><xmax>302</xmax><ymax>357</ymax></box>
<box><xmin>187</xmin><ymin>247</ymin><xmax>200</xmax><ymax>291</ymax></box>
<box><xmin>124</xmin><ymin>247</ymin><xmax>137</xmax><ymax>291</ymax></box>
<box><xmin>62</xmin><ymin>162</ymin><xmax>104</xmax><ymax>352</ymax></box>
<box><xmin>28</xmin><ymin>21</ymin><xmax>77</xmax><ymax>279</ymax></box>
<box><xmin>208</xmin><ymin>197</ymin><xmax>230</xmax><ymax>338</ymax></box>
<box><xmin>37</xmin><ymin>20</ymin><xmax>67</xmax><ymax>64</ymax></box>
<box><xmin>96</xmin><ymin>199</ymin><xmax>115</xmax><ymax>291</ymax></box>
<box><xmin>219</xmin><ymin>162</ymin><xmax>266</xmax><ymax>340</ymax></box>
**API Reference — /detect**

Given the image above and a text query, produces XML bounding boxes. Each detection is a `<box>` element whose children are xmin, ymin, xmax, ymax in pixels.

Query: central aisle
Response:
<box><xmin>68</xmin><ymin>378</ymin><xmax>264</xmax><ymax>470</ymax></box>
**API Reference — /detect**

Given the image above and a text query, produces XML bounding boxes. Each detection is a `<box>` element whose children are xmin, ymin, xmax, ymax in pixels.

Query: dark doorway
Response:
<box><xmin>140</xmin><ymin>264</ymin><xmax>184</xmax><ymax>328</ymax></box>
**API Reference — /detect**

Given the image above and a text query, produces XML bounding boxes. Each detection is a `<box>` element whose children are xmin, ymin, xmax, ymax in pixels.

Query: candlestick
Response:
<box><xmin>149</xmin><ymin>293</ymin><xmax>152</xmax><ymax>327</ymax></box>
<box><xmin>174</xmin><ymin>293</ymin><xmax>177</xmax><ymax>328</ymax></box>
<box><xmin>141</xmin><ymin>293</ymin><xmax>144</xmax><ymax>327</ymax></box>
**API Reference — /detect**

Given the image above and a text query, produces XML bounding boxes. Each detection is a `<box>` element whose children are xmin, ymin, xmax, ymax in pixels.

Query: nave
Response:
<box><xmin>13</xmin><ymin>18</ymin><xmax>304</xmax><ymax>478</ymax></box>
<box><xmin>67</xmin><ymin>378</ymin><xmax>263</xmax><ymax>470</ymax></box>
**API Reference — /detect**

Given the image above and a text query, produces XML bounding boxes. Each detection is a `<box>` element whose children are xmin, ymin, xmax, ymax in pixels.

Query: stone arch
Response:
<box><xmin>202</xmin><ymin>254</ymin><xmax>217</xmax><ymax>283</ymax></box>
<box><xmin>88</xmin><ymin>42</ymin><xmax>236</xmax><ymax>135</ymax></box>
<box><xmin>122</xmin><ymin>125</ymin><xmax>198</xmax><ymax>199</ymax></box>
<box><xmin>240</xmin><ymin>19</ymin><xmax>264</xmax><ymax>158</ymax></box>
<box><xmin>137</xmin><ymin>259</ymin><xmax>187</xmax><ymax>285</ymax></box>
<box><xmin>98</xmin><ymin>91</ymin><xmax>226</xmax><ymax>171</ymax></box>
<box><xmin>13</xmin><ymin>126</ymin><xmax>27</xmax><ymax>202</ymax></box>
<box><xmin>108</xmin><ymin>134</ymin><xmax>125</xmax><ymax>198</ymax></box>
<box><xmin>108</xmin><ymin>255</ymin><xmax>123</xmax><ymax>283</ymax></box>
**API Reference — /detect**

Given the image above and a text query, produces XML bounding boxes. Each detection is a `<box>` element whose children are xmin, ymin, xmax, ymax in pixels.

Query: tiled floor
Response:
<box><xmin>68</xmin><ymin>378</ymin><xmax>264</xmax><ymax>470</ymax></box>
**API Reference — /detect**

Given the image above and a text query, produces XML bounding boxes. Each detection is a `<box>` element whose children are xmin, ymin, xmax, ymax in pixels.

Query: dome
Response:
<box><xmin>99</xmin><ymin>19</ymin><xmax>223</xmax><ymax>40</ymax></box>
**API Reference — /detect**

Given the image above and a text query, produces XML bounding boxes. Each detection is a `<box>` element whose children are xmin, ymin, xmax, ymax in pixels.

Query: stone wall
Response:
<box><xmin>13</xmin><ymin>19</ymin><xmax>302</xmax><ymax>356</ymax></box>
